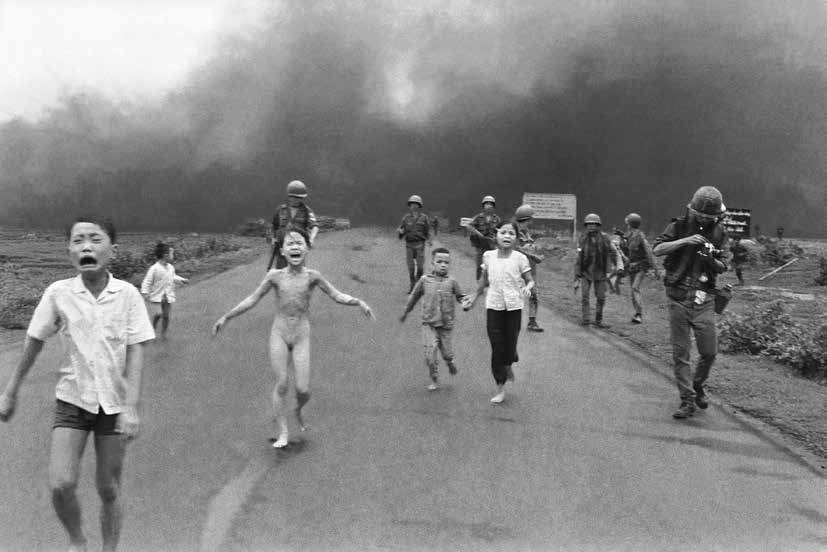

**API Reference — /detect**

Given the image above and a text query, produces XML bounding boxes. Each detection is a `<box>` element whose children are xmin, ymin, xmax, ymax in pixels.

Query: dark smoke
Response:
<box><xmin>1</xmin><ymin>1</ymin><xmax>825</xmax><ymax>236</ymax></box>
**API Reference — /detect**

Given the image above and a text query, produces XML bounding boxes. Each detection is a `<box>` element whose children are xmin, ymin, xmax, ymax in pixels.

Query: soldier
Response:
<box><xmin>267</xmin><ymin>180</ymin><xmax>319</xmax><ymax>270</ymax></box>
<box><xmin>514</xmin><ymin>205</ymin><xmax>545</xmax><ymax>332</ymax></box>
<box><xmin>653</xmin><ymin>186</ymin><xmax>728</xmax><ymax>419</ymax></box>
<box><xmin>397</xmin><ymin>195</ymin><xmax>433</xmax><ymax>293</ymax></box>
<box><xmin>729</xmin><ymin>236</ymin><xmax>749</xmax><ymax>285</ymax></box>
<box><xmin>574</xmin><ymin>213</ymin><xmax>620</xmax><ymax>328</ymax></box>
<box><xmin>623</xmin><ymin>213</ymin><xmax>662</xmax><ymax>323</ymax></box>
<box><xmin>465</xmin><ymin>195</ymin><xmax>501</xmax><ymax>280</ymax></box>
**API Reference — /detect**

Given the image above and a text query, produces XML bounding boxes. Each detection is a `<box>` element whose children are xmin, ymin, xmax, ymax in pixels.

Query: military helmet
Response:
<box><xmin>688</xmin><ymin>186</ymin><xmax>724</xmax><ymax>216</ymax></box>
<box><xmin>625</xmin><ymin>212</ymin><xmax>642</xmax><ymax>225</ymax></box>
<box><xmin>286</xmin><ymin>180</ymin><xmax>308</xmax><ymax>198</ymax></box>
<box><xmin>514</xmin><ymin>204</ymin><xmax>534</xmax><ymax>221</ymax></box>
<box><xmin>584</xmin><ymin>213</ymin><xmax>602</xmax><ymax>226</ymax></box>
<box><xmin>407</xmin><ymin>195</ymin><xmax>423</xmax><ymax>207</ymax></box>
<box><xmin>481</xmin><ymin>195</ymin><xmax>496</xmax><ymax>206</ymax></box>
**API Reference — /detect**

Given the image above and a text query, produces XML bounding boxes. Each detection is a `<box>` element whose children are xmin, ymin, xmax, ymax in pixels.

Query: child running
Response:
<box><xmin>140</xmin><ymin>242</ymin><xmax>188</xmax><ymax>340</ymax></box>
<box><xmin>0</xmin><ymin>216</ymin><xmax>155</xmax><ymax>552</ymax></box>
<box><xmin>400</xmin><ymin>247</ymin><xmax>470</xmax><ymax>390</ymax></box>
<box><xmin>465</xmin><ymin>220</ymin><xmax>535</xmax><ymax>403</ymax></box>
<box><xmin>212</xmin><ymin>230</ymin><xmax>374</xmax><ymax>448</ymax></box>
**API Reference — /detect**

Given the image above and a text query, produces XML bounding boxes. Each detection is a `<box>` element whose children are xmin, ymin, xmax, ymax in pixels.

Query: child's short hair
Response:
<box><xmin>66</xmin><ymin>215</ymin><xmax>117</xmax><ymax>243</ymax></box>
<box><xmin>497</xmin><ymin>220</ymin><xmax>517</xmax><ymax>231</ymax></box>
<box><xmin>154</xmin><ymin>242</ymin><xmax>170</xmax><ymax>259</ymax></box>
<box><xmin>431</xmin><ymin>247</ymin><xmax>450</xmax><ymax>257</ymax></box>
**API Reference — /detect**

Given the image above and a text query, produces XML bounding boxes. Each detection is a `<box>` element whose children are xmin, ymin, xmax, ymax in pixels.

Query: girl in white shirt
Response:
<box><xmin>140</xmin><ymin>243</ymin><xmax>188</xmax><ymax>340</ymax></box>
<box><xmin>466</xmin><ymin>221</ymin><xmax>535</xmax><ymax>403</ymax></box>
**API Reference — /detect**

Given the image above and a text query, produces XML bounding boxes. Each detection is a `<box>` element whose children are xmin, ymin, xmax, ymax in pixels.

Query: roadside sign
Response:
<box><xmin>723</xmin><ymin>208</ymin><xmax>751</xmax><ymax>237</ymax></box>
<box><xmin>522</xmin><ymin>193</ymin><xmax>576</xmax><ymax>220</ymax></box>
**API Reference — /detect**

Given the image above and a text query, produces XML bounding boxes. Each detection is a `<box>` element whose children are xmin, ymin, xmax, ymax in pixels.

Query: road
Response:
<box><xmin>0</xmin><ymin>228</ymin><xmax>824</xmax><ymax>552</ymax></box>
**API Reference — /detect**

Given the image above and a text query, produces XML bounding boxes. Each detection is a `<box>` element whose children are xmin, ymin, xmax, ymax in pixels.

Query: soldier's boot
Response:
<box><xmin>672</xmin><ymin>400</ymin><xmax>696</xmax><ymax>419</ymax></box>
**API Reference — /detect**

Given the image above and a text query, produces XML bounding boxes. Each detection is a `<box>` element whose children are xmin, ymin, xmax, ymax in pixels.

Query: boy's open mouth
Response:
<box><xmin>79</xmin><ymin>256</ymin><xmax>97</xmax><ymax>267</ymax></box>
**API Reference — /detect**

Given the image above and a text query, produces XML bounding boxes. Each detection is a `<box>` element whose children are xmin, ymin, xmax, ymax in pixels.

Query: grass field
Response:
<box><xmin>0</xmin><ymin>227</ymin><xmax>267</xmax><ymax>331</ymax></box>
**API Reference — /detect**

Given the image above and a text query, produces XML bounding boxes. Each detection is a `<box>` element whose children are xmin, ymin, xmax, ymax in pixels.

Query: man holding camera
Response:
<box><xmin>654</xmin><ymin>186</ymin><xmax>728</xmax><ymax>419</ymax></box>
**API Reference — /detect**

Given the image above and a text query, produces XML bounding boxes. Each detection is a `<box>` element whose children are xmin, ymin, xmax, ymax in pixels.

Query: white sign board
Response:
<box><xmin>522</xmin><ymin>193</ymin><xmax>576</xmax><ymax>220</ymax></box>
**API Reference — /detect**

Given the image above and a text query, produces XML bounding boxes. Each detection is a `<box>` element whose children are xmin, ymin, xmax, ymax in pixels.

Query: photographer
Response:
<box><xmin>654</xmin><ymin>186</ymin><xmax>728</xmax><ymax>419</ymax></box>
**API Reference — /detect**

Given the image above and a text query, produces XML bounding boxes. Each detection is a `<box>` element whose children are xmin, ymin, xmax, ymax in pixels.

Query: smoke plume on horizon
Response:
<box><xmin>1</xmin><ymin>0</ymin><xmax>825</xmax><ymax>235</ymax></box>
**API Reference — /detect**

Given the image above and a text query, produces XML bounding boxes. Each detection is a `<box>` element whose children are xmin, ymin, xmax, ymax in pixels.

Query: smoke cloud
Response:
<box><xmin>1</xmin><ymin>0</ymin><xmax>825</xmax><ymax>235</ymax></box>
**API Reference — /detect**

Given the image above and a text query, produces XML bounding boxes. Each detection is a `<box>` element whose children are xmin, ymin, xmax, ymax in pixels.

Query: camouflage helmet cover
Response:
<box><xmin>688</xmin><ymin>186</ymin><xmax>724</xmax><ymax>216</ymax></box>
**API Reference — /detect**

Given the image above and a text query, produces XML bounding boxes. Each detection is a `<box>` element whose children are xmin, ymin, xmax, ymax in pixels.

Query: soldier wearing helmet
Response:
<box><xmin>267</xmin><ymin>180</ymin><xmax>319</xmax><ymax>270</ymax></box>
<box><xmin>574</xmin><ymin>213</ymin><xmax>620</xmax><ymax>328</ymax></box>
<box><xmin>513</xmin><ymin>204</ymin><xmax>544</xmax><ymax>332</ymax></box>
<box><xmin>623</xmin><ymin>213</ymin><xmax>661</xmax><ymax>324</ymax></box>
<box><xmin>653</xmin><ymin>186</ymin><xmax>728</xmax><ymax>420</ymax></box>
<box><xmin>465</xmin><ymin>195</ymin><xmax>501</xmax><ymax>280</ymax></box>
<box><xmin>397</xmin><ymin>195</ymin><xmax>433</xmax><ymax>293</ymax></box>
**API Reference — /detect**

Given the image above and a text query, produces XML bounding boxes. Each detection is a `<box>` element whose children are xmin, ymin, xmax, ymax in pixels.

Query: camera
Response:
<box><xmin>696</xmin><ymin>241</ymin><xmax>721</xmax><ymax>258</ymax></box>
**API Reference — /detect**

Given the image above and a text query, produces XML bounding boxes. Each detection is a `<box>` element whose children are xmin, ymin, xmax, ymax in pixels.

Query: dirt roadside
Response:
<box><xmin>436</xmin><ymin>231</ymin><xmax>826</xmax><ymax>469</ymax></box>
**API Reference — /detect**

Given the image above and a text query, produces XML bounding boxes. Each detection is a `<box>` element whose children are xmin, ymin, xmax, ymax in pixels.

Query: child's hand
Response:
<box><xmin>359</xmin><ymin>300</ymin><xmax>375</xmax><ymax>319</ymax></box>
<box><xmin>520</xmin><ymin>285</ymin><xmax>532</xmax><ymax>297</ymax></box>
<box><xmin>212</xmin><ymin>316</ymin><xmax>227</xmax><ymax>336</ymax></box>
<box><xmin>0</xmin><ymin>392</ymin><xmax>17</xmax><ymax>422</ymax></box>
<box><xmin>461</xmin><ymin>296</ymin><xmax>474</xmax><ymax>311</ymax></box>
<box><xmin>116</xmin><ymin>407</ymin><xmax>140</xmax><ymax>441</ymax></box>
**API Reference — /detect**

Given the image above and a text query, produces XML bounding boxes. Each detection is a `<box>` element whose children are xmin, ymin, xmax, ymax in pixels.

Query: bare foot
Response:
<box><xmin>294</xmin><ymin>407</ymin><xmax>307</xmax><ymax>432</ymax></box>
<box><xmin>272</xmin><ymin>433</ymin><xmax>289</xmax><ymax>449</ymax></box>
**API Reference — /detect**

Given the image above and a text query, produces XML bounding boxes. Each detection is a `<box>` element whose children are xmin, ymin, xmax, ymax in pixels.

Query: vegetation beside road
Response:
<box><xmin>2</xmin><ymin>225</ymin><xmax>824</xmax><ymax>463</ymax></box>
<box><xmin>439</xmin><ymin>230</ymin><xmax>826</xmax><ymax>462</ymax></box>
<box><xmin>0</xmin><ymin>227</ymin><xmax>267</xmax><ymax>331</ymax></box>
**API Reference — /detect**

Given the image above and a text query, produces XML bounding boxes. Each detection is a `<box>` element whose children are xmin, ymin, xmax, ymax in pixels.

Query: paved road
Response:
<box><xmin>0</xmin><ymin>229</ymin><xmax>824</xmax><ymax>552</ymax></box>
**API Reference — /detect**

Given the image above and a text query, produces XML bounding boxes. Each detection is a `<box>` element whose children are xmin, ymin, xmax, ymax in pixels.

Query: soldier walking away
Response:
<box><xmin>729</xmin><ymin>236</ymin><xmax>749</xmax><ymax>285</ymax></box>
<box><xmin>654</xmin><ymin>186</ymin><xmax>728</xmax><ymax>419</ymax></box>
<box><xmin>574</xmin><ymin>213</ymin><xmax>619</xmax><ymax>328</ymax></box>
<box><xmin>267</xmin><ymin>180</ymin><xmax>319</xmax><ymax>270</ymax></box>
<box><xmin>397</xmin><ymin>195</ymin><xmax>433</xmax><ymax>293</ymax></box>
<box><xmin>465</xmin><ymin>195</ymin><xmax>501</xmax><ymax>280</ymax></box>
<box><xmin>623</xmin><ymin>213</ymin><xmax>662</xmax><ymax>323</ymax></box>
<box><xmin>514</xmin><ymin>205</ymin><xmax>545</xmax><ymax>332</ymax></box>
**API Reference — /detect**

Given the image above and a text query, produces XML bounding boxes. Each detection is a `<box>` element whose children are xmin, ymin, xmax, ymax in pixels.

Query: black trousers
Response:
<box><xmin>486</xmin><ymin>309</ymin><xmax>522</xmax><ymax>385</ymax></box>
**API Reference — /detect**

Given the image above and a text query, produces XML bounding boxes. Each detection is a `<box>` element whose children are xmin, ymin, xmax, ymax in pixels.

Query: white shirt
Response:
<box><xmin>27</xmin><ymin>274</ymin><xmax>155</xmax><ymax>414</ymax></box>
<box><xmin>141</xmin><ymin>261</ymin><xmax>186</xmax><ymax>303</ymax></box>
<box><xmin>482</xmin><ymin>249</ymin><xmax>531</xmax><ymax>311</ymax></box>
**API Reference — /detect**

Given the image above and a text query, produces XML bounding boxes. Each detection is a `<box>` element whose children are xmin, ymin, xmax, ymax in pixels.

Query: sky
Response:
<box><xmin>0</xmin><ymin>0</ymin><xmax>265</xmax><ymax>121</ymax></box>
<box><xmin>0</xmin><ymin>0</ymin><xmax>825</xmax><ymax>234</ymax></box>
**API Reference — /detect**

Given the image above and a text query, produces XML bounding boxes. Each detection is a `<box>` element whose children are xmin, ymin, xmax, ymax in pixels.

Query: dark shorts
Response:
<box><xmin>53</xmin><ymin>400</ymin><xmax>120</xmax><ymax>435</ymax></box>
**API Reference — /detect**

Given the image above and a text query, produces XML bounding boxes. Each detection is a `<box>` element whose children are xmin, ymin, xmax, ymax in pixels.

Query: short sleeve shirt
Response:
<box><xmin>483</xmin><ymin>250</ymin><xmax>531</xmax><ymax>311</ymax></box>
<box><xmin>27</xmin><ymin>274</ymin><xmax>155</xmax><ymax>414</ymax></box>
